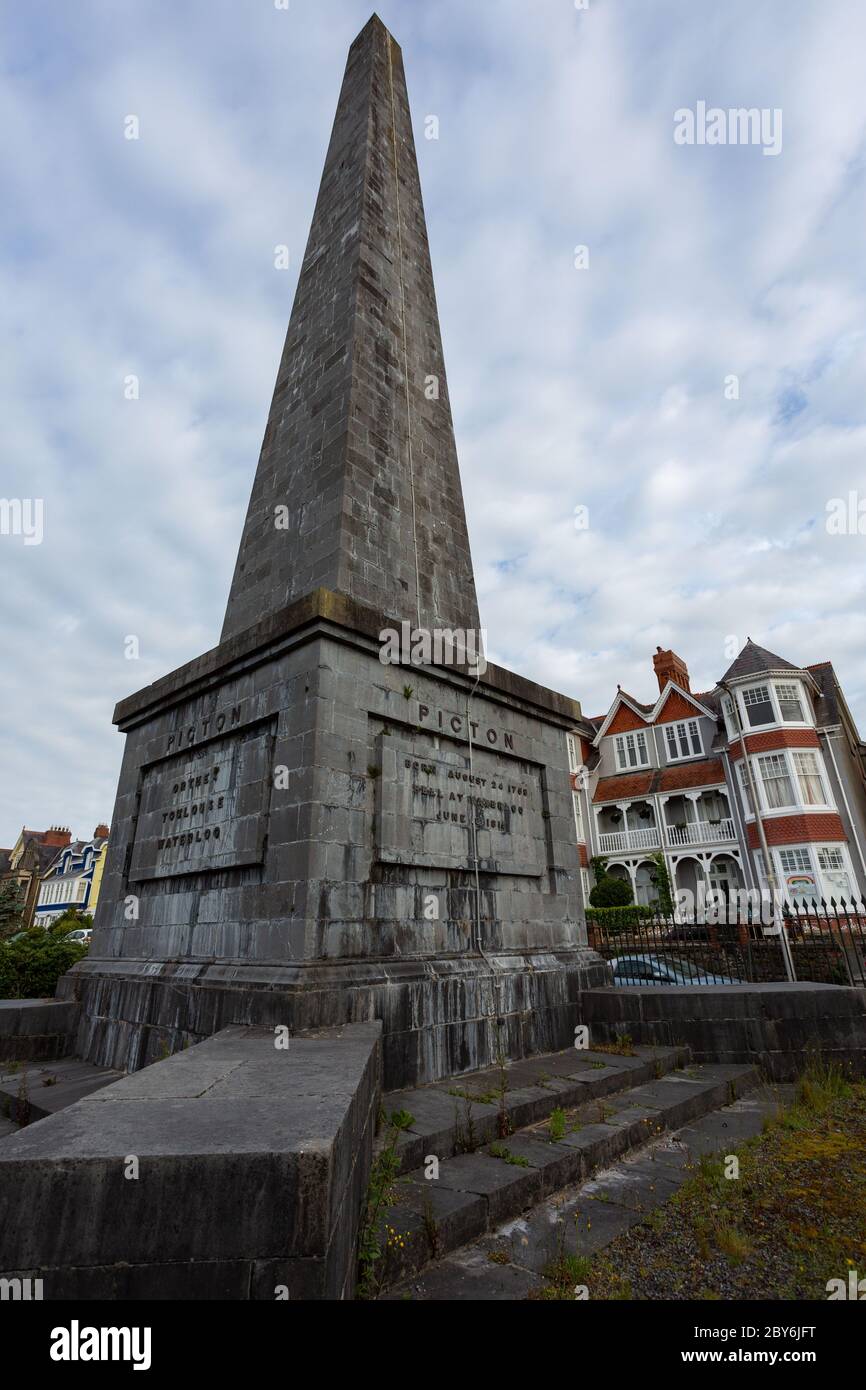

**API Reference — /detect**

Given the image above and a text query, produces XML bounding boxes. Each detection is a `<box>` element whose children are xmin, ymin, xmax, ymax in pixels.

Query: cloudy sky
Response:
<box><xmin>1</xmin><ymin>0</ymin><xmax>865</xmax><ymax>844</ymax></box>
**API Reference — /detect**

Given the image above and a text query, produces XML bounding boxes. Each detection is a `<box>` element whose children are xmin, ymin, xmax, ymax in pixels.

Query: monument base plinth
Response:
<box><xmin>68</xmin><ymin>589</ymin><xmax>607</xmax><ymax>1089</ymax></box>
<box><xmin>61</xmin><ymin>948</ymin><xmax>608</xmax><ymax>1088</ymax></box>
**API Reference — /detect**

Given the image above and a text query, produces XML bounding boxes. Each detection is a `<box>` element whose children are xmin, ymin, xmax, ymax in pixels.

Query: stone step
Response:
<box><xmin>0</xmin><ymin>1057</ymin><xmax>121</xmax><ymax>1127</ymax></box>
<box><xmin>381</xmin><ymin>1082</ymin><xmax>790</xmax><ymax>1300</ymax></box>
<box><xmin>382</xmin><ymin>1043</ymin><xmax>689</xmax><ymax>1176</ymax></box>
<box><xmin>372</xmin><ymin>1061</ymin><xmax>758</xmax><ymax>1295</ymax></box>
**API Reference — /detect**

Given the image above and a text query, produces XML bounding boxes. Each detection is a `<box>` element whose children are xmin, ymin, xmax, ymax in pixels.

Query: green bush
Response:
<box><xmin>0</xmin><ymin>934</ymin><xmax>88</xmax><ymax>1000</ymax></box>
<box><xmin>46</xmin><ymin>908</ymin><xmax>93</xmax><ymax>937</ymax></box>
<box><xmin>585</xmin><ymin>904</ymin><xmax>656</xmax><ymax>927</ymax></box>
<box><xmin>589</xmin><ymin>875</ymin><xmax>634</xmax><ymax>908</ymax></box>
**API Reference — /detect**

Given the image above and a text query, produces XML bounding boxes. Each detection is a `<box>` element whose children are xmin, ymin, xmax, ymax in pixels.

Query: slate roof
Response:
<box><xmin>34</xmin><ymin>843</ymin><xmax>64</xmax><ymax>874</ymax></box>
<box><xmin>0</xmin><ymin>850</ymin><xmax>11</xmax><ymax>874</ymax></box>
<box><xmin>719</xmin><ymin>640</ymin><xmax>799</xmax><ymax>683</ymax></box>
<box><xmin>805</xmin><ymin>662</ymin><xmax>839</xmax><ymax>727</ymax></box>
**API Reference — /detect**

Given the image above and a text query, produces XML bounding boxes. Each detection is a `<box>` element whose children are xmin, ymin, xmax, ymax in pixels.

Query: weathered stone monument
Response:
<box><xmin>61</xmin><ymin>13</ymin><xmax>606</xmax><ymax>1087</ymax></box>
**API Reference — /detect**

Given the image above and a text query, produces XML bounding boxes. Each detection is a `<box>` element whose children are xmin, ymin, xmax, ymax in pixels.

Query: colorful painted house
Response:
<box><xmin>568</xmin><ymin>642</ymin><xmax>866</xmax><ymax>910</ymax></box>
<box><xmin>34</xmin><ymin>825</ymin><xmax>110</xmax><ymax>928</ymax></box>
<box><xmin>0</xmin><ymin>826</ymin><xmax>73</xmax><ymax>928</ymax></box>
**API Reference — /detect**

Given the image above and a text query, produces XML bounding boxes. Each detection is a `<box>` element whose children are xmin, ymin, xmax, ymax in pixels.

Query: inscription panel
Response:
<box><xmin>129</xmin><ymin>724</ymin><xmax>275</xmax><ymax>882</ymax></box>
<box><xmin>376</xmin><ymin>729</ymin><xmax>546</xmax><ymax>876</ymax></box>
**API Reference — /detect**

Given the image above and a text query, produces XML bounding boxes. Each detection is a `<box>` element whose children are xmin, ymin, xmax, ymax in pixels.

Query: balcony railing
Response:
<box><xmin>596</xmin><ymin>819</ymin><xmax>737</xmax><ymax>854</ymax></box>
<box><xmin>665</xmin><ymin>818</ymin><xmax>736</xmax><ymax>847</ymax></box>
<box><xmin>597</xmin><ymin>827</ymin><xmax>661</xmax><ymax>853</ymax></box>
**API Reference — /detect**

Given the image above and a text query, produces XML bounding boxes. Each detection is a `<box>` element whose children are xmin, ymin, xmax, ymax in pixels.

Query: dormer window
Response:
<box><xmin>742</xmin><ymin>685</ymin><xmax>774</xmax><ymax>727</ymax></box>
<box><xmin>614</xmin><ymin>730</ymin><xmax>649</xmax><ymax>770</ymax></box>
<box><xmin>775</xmin><ymin>682</ymin><xmax>805</xmax><ymax>722</ymax></box>
<box><xmin>664</xmin><ymin>719</ymin><xmax>703</xmax><ymax>761</ymax></box>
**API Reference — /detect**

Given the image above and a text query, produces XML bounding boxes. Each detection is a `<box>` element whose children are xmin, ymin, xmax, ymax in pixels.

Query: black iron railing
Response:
<box><xmin>586</xmin><ymin>896</ymin><xmax>866</xmax><ymax>987</ymax></box>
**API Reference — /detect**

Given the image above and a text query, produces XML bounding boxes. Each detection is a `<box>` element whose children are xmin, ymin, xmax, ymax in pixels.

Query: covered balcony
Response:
<box><xmin>596</xmin><ymin>799</ymin><xmax>661</xmax><ymax>854</ymax></box>
<box><xmin>661</xmin><ymin>789</ymin><xmax>735</xmax><ymax>847</ymax></box>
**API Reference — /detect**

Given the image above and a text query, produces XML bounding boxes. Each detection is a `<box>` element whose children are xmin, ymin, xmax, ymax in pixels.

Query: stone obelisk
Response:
<box><xmin>62</xmin><ymin>15</ymin><xmax>606</xmax><ymax>1087</ymax></box>
<box><xmin>221</xmin><ymin>14</ymin><xmax>479</xmax><ymax>644</ymax></box>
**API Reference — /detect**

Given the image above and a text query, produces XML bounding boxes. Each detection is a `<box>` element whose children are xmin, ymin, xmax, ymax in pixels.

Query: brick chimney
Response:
<box><xmin>653</xmin><ymin>647</ymin><xmax>690</xmax><ymax>694</ymax></box>
<box><xmin>94</xmin><ymin>824</ymin><xmax>110</xmax><ymax>840</ymax></box>
<box><xmin>43</xmin><ymin>825</ymin><xmax>72</xmax><ymax>847</ymax></box>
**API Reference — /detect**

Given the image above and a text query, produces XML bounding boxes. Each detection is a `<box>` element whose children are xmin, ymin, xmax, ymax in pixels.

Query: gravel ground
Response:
<box><xmin>580</xmin><ymin>1068</ymin><xmax>866</xmax><ymax>1300</ymax></box>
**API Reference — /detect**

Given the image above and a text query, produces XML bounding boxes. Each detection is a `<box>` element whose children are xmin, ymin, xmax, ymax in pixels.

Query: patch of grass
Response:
<box><xmin>421</xmin><ymin>1193</ymin><xmax>441</xmax><ymax>1261</ymax></box>
<box><xmin>489</xmin><ymin>1142</ymin><xmax>531</xmax><ymax>1168</ymax></box>
<box><xmin>583</xmin><ymin>1060</ymin><xmax>866</xmax><ymax>1300</ymax></box>
<box><xmin>533</xmin><ymin>1248</ymin><xmax>593</xmax><ymax>1300</ymax></box>
<box><xmin>357</xmin><ymin>1121</ymin><xmax>405</xmax><ymax>1300</ymax></box>
<box><xmin>594</xmin><ymin>1034</ymin><xmax>637</xmax><ymax>1057</ymax></box>
<box><xmin>714</xmin><ymin>1223</ymin><xmax>752</xmax><ymax>1263</ymax></box>
<box><xmin>448</xmin><ymin>1086</ymin><xmax>498</xmax><ymax>1106</ymax></box>
<box><xmin>453</xmin><ymin>1099</ymin><xmax>478</xmax><ymax>1154</ymax></box>
<box><xmin>548</xmin><ymin>1107</ymin><xmax>567</xmax><ymax>1141</ymax></box>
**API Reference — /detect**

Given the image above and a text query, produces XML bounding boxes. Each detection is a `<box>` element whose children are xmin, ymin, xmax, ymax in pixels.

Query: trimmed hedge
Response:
<box><xmin>0</xmin><ymin>933</ymin><xmax>88</xmax><ymax>1000</ymax></box>
<box><xmin>588</xmin><ymin>875</ymin><xmax>634</xmax><ymax>908</ymax></box>
<box><xmin>585</xmin><ymin>904</ymin><xmax>660</xmax><ymax>927</ymax></box>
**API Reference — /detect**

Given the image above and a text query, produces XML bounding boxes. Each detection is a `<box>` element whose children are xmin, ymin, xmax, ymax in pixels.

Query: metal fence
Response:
<box><xmin>586</xmin><ymin>897</ymin><xmax>866</xmax><ymax>987</ymax></box>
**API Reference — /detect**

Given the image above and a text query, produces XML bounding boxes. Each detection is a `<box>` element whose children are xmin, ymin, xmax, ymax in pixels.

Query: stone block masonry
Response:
<box><xmin>0</xmin><ymin>1022</ymin><xmax>382</xmax><ymax>1299</ymax></box>
<box><xmin>579</xmin><ymin>983</ymin><xmax>866</xmax><ymax>1081</ymax></box>
<box><xmin>62</xmin><ymin>592</ymin><xmax>607</xmax><ymax>1085</ymax></box>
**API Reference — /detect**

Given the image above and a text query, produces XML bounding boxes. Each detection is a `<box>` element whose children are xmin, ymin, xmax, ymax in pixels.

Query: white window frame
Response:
<box><xmin>664</xmin><ymin>718</ymin><xmax>703</xmax><ymax>762</ymax></box>
<box><xmin>778</xmin><ymin>846</ymin><xmax>813</xmax><ymax>874</ymax></box>
<box><xmin>817</xmin><ymin>846</ymin><xmax>845</xmax><ymax>871</ymax></box>
<box><xmin>572</xmin><ymin>791</ymin><xmax>584</xmax><ymax>842</ymax></box>
<box><xmin>791</xmin><ymin>750</ymin><xmax>829</xmax><ymax>807</ymax></box>
<box><xmin>721</xmin><ymin>695</ymin><xmax>737</xmax><ymax>741</ymax></box>
<box><xmin>566</xmin><ymin>733</ymin><xmax>579</xmax><ymax>774</ymax></box>
<box><xmin>775</xmin><ymin>681</ymin><xmax>807</xmax><ymax>724</ymax></box>
<box><xmin>736</xmin><ymin>759</ymin><xmax>755</xmax><ymax>816</ymax></box>
<box><xmin>776</xmin><ymin>845</ymin><xmax>821</xmax><ymax>902</ymax></box>
<box><xmin>614</xmin><ymin>730</ymin><xmax>650</xmax><ymax>771</ymax></box>
<box><xmin>756</xmin><ymin>752</ymin><xmax>796</xmax><ymax>810</ymax></box>
<box><xmin>741</xmin><ymin>684</ymin><xmax>775</xmax><ymax>728</ymax></box>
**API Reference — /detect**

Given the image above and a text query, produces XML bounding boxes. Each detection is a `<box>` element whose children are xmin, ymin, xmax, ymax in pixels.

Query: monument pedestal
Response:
<box><xmin>62</xmin><ymin>591</ymin><xmax>607</xmax><ymax>1087</ymax></box>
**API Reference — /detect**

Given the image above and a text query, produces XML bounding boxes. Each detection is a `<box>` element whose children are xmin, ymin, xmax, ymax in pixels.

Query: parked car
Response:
<box><xmin>610</xmin><ymin>953</ymin><xmax>741</xmax><ymax>986</ymax></box>
<box><xmin>66</xmin><ymin>928</ymin><xmax>92</xmax><ymax>945</ymax></box>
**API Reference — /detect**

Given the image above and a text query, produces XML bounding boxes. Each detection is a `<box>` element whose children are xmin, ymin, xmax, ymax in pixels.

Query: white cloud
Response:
<box><xmin>1</xmin><ymin>0</ymin><xmax>865</xmax><ymax>842</ymax></box>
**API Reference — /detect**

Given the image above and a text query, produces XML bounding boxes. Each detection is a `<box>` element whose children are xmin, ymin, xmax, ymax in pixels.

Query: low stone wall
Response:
<box><xmin>0</xmin><ymin>1021</ymin><xmax>382</xmax><ymax>1299</ymax></box>
<box><xmin>579</xmin><ymin>983</ymin><xmax>866</xmax><ymax>1081</ymax></box>
<box><xmin>0</xmin><ymin>999</ymin><xmax>79</xmax><ymax>1063</ymax></box>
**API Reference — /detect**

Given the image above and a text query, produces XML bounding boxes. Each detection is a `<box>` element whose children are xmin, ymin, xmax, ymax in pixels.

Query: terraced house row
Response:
<box><xmin>568</xmin><ymin>641</ymin><xmax>866</xmax><ymax>908</ymax></box>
